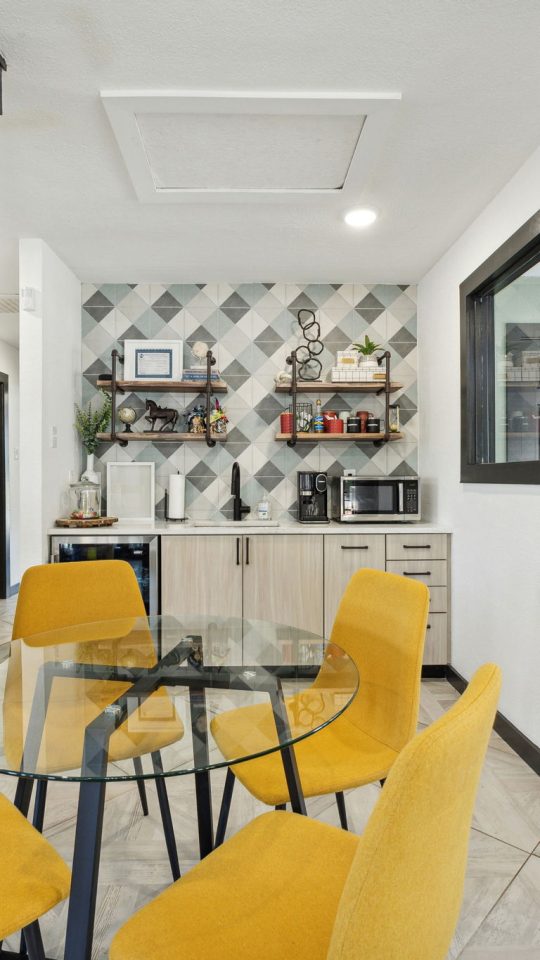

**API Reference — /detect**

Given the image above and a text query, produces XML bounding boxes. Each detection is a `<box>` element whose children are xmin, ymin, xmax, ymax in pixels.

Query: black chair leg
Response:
<box><xmin>32</xmin><ymin>779</ymin><xmax>48</xmax><ymax>832</ymax></box>
<box><xmin>132</xmin><ymin>757</ymin><xmax>149</xmax><ymax>816</ymax></box>
<box><xmin>336</xmin><ymin>791</ymin><xmax>348</xmax><ymax>831</ymax></box>
<box><xmin>151</xmin><ymin>752</ymin><xmax>181</xmax><ymax>881</ymax></box>
<box><xmin>215</xmin><ymin>767</ymin><xmax>235</xmax><ymax>847</ymax></box>
<box><xmin>24</xmin><ymin>921</ymin><xmax>46</xmax><ymax>960</ymax></box>
<box><xmin>275</xmin><ymin>803</ymin><xmax>286</xmax><ymax>811</ymax></box>
<box><xmin>380</xmin><ymin>778</ymin><xmax>386</xmax><ymax>789</ymax></box>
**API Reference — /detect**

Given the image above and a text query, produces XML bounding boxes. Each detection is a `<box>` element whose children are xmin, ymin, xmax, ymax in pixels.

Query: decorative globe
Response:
<box><xmin>118</xmin><ymin>406</ymin><xmax>137</xmax><ymax>426</ymax></box>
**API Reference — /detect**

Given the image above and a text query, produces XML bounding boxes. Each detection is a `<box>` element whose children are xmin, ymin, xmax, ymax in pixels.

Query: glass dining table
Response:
<box><xmin>0</xmin><ymin>614</ymin><xmax>358</xmax><ymax>960</ymax></box>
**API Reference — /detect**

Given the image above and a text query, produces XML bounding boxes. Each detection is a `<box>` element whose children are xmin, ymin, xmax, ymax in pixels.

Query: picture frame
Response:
<box><xmin>106</xmin><ymin>461</ymin><xmax>155</xmax><ymax>522</ymax></box>
<box><xmin>123</xmin><ymin>339</ymin><xmax>183</xmax><ymax>382</ymax></box>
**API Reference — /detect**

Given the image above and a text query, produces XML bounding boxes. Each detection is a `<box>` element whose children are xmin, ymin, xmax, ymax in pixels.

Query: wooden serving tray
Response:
<box><xmin>55</xmin><ymin>516</ymin><xmax>119</xmax><ymax>528</ymax></box>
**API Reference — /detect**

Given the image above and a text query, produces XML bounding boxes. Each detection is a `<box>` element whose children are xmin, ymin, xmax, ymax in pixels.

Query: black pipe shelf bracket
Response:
<box><xmin>286</xmin><ymin>349</ymin><xmax>300</xmax><ymax>447</ymax></box>
<box><xmin>106</xmin><ymin>348</ymin><xmax>221</xmax><ymax>448</ymax></box>
<box><xmin>0</xmin><ymin>52</ymin><xmax>6</xmax><ymax>116</ymax></box>
<box><xmin>284</xmin><ymin>348</ymin><xmax>394</xmax><ymax>448</ymax></box>
<box><xmin>204</xmin><ymin>349</ymin><xmax>217</xmax><ymax>448</ymax></box>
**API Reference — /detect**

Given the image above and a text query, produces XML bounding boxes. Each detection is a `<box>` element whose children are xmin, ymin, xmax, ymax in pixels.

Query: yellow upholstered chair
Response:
<box><xmin>110</xmin><ymin>663</ymin><xmax>501</xmax><ymax>960</ymax></box>
<box><xmin>4</xmin><ymin>560</ymin><xmax>184</xmax><ymax>878</ymax></box>
<box><xmin>212</xmin><ymin>568</ymin><xmax>429</xmax><ymax>839</ymax></box>
<box><xmin>0</xmin><ymin>792</ymin><xmax>71</xmax><ymax>959</ymax></box>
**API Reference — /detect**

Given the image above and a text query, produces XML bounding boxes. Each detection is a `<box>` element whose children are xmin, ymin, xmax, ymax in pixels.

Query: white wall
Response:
<box><xmin>418</xmin><ymin>148</ymin><xmax>540</xmax><ymax>746</ymax></box>
<box><xmin>0</xmin><ymin>338</ymin><xmax>20</xmax><ymax>587</ymax></box>
<box><xmin>19</xmin><ymin>240</ymin><xmax>81</xmax><ymax>571</ymax></box>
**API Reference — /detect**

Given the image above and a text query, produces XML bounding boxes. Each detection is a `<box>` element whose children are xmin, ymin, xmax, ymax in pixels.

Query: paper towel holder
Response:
<box><xmin>165</xmin><ymin>490</ymin><xmax>186</xmax><ymax>522</ymax></box>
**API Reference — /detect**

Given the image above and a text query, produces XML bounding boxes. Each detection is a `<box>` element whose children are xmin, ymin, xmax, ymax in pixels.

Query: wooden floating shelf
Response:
<box><xmin>97</xmin><ymin>379</ymin><xmax>228</xmax><ymax>394</ymax></box>
<box><xmin>274</xmin><ymin>381</ymin><xmax>403</xmax><ymax>395</ymax></box>
<box><xmin>96</xmin><ymin>432</ymin><xmax>228</xmax><ymax>443</ymax></box>
<box><xmin>275</xmin><ymin>432</ymin><xmax>403</xmax><ymax>442</ymax></box>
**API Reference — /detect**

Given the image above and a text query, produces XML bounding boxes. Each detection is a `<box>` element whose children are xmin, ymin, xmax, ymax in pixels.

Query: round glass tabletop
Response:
<box><xmin>0</xmin><ymin>615</ymin><xmax>358</xmax><ymax>782</ymax></box>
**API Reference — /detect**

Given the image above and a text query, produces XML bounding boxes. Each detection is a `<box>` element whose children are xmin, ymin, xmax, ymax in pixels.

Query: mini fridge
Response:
<box><xmin>50</xmin><ymin>535</ymin><xmax>159</xmax><ymax>615</ymax></box>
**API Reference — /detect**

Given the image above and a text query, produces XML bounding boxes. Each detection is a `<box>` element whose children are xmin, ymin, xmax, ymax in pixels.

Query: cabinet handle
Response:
<box><xmin>403</xmin><ymin>544</ymin><xmax>431</xmax><ymax>549</ymax></box>
<box><xmin>246</xmin><ymin>537</ymin><xmax>250</xmax><ymax>565</ymax></box>
<box><xmin>341</xmin><ymin>545</ymin><xmax>369</xmax><ymax>550</ymax></box>
<box><xmin>403</xmin><ymin>571</ymin><xmax>431</xmax><ymax>577</ymax></box>
<box><xmin>426</xmin><ymin>624</ymin><xmax>431</xmax><ymax>629</ymax></box>
<box><xmin>236</xmin><ymin>537</ymin><xmax>240</xmax><ymax>566</ymax></box>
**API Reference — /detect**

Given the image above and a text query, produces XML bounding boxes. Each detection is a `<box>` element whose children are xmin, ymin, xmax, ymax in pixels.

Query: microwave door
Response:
<box><xmin>347</xmin><ymin>481</ymin><xmax>397</xmax><ymax>516</ymax></box>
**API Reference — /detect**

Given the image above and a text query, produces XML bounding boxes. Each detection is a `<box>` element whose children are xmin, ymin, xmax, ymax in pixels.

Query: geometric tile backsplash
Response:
<box><xmin>82</xmin><ymin>282</ymin><xmax>418</xmax><ymax>522</ymax></box>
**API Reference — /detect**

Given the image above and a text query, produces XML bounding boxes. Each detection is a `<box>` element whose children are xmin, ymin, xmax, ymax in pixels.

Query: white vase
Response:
<box><xmin>81</xmin><ymin>452</ymin><xmax>100</xmax><ymax>485</ymax></box>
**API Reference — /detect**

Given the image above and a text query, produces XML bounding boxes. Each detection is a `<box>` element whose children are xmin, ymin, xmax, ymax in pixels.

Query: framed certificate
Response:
<box><xmin>123</xmin><ymin>339</ymin><xmax>183</xmax><ymax>381</ymax></box>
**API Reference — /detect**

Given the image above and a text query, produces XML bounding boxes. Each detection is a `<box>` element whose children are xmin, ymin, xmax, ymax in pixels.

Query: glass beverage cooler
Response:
<box><xmin>50</xmin><ymin>535</ymin><xmax>158</xmax><ymax>615</ymax></box>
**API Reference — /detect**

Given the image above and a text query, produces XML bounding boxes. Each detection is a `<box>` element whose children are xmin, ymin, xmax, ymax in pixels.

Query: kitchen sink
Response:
<box><xmin>191</xmin><ymin>519</ymin><xmax>280</xmax><ymax>527</ymax></box>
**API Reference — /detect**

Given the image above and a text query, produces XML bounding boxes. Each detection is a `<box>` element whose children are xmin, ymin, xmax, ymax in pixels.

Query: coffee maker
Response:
<box><xmin>297</xmin><ymin>471</ymin><xmax>329</xmax><ymax>523</ymax></box>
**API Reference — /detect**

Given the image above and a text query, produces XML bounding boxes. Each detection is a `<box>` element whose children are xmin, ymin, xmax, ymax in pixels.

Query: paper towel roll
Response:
<box><xmin>167</xmin><ymin>473</ymin><xmax>185</xmax><ymax>520</ymax></box>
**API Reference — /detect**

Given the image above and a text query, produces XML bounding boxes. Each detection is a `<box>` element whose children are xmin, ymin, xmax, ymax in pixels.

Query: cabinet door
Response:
<box><xmin>324</xmin><ymin>535</ymin><xmax>385</xmax><ymax>636</ymax></box>
<box><xmin>242</xmin><ymin>535</ymin><xmax>324</xmax><ymax>635</ymax></box>
<box><xmin>161</xmin><ymin>536</ymin><xmax>243</xmax><ymax>619</ymax></box>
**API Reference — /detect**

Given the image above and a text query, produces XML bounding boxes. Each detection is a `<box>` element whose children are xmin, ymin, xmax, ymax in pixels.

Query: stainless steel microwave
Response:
<box><xmin>333</xmin><ymin>476</ymin><xmax>420</xmax><ymax>522</ymax></box>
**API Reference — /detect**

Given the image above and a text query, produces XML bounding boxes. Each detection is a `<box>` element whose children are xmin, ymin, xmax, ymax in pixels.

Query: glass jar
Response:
<box><xmin>69</xmin><ymin>480</ymin><xmax>101</xmax><ymax>519</ymax></box>
<box><xmin>389</xmin><ymin>404</ymin><xmax>400</xmax><ymax>433</ymax></box>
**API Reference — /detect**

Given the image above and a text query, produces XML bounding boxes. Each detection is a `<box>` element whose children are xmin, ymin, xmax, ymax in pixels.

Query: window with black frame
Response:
<box><xmin>461</xmin><ymin>211</ymin><xmax>540</xmax><ymax>483</ymax></box>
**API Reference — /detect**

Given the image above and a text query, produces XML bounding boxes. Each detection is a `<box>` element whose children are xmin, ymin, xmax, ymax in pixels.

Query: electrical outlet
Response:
<box><xmin>49</xmin><ymin>425</ymin><xmax>58</xmax><ymax>449</ymax></box>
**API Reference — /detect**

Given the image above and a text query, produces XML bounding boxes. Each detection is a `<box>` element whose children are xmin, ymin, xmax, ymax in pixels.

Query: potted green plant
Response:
<box><xmin>74</xmin><ymin>391</ymin><xmax>112</xmax><ymax>482</ymax></box>
<box><xmin>352</xmin><ymin>334</ymin><xmax>382</xmax><ymax>381</ymax></box>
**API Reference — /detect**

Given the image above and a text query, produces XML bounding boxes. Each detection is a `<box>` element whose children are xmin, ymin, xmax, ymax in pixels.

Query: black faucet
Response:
<box><xmin>231</xmin><ymin>461</ymin><xmax>250</xmax><ymax>521</ymax></box>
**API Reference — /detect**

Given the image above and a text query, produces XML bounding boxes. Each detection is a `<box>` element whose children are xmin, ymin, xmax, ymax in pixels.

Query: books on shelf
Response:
<box><xmin>182</xmin><ymin>369</ymin><xmax>222</xmax><ymax>382</ymax></box>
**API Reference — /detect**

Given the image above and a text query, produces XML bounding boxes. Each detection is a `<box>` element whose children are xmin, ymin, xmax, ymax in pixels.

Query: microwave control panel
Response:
<box><xmin>403</xmin><ymin>480</ymin><xmax>419</xmax><ymax>514</ymax></box>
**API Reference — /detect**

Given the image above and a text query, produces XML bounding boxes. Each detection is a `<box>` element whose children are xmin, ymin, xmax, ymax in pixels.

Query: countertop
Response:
<box><xmin>48</xmin><ymin>520</ymin><xmax>451</xmax><ymax>536</ymax></box>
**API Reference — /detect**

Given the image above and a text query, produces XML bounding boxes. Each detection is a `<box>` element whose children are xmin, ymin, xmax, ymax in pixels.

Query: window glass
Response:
<box><xmin>493</xmin><ymin>265</ymin><xmax>540</xmax><ymax>464</ymax></box>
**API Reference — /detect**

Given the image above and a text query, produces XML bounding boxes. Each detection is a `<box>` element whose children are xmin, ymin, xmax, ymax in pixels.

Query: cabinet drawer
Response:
<box><xmin>424</xmin><ymin>614</ymin><xmax>448</xmax><ymax>665</ymax></box>
<box><xmin>386</xmin><ymin>533</ymin><xmax>447</xmax><ymax>560</ymax></box>
<box><xmin>428</xmin><ymin>586</ymin><xmax>447</xmax><ymax>612</ymax></box>
<box><xmin>386</xmin><ymin>559</ymin><xmax>447</xmax><ymax>586</ymax></box>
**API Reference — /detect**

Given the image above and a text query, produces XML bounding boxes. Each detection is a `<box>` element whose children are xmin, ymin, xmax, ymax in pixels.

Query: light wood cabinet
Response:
<box><xmin>424</xmin><ymin>614</ymin><xmax>448</xmax><ymax>664</ymax></box>
<box><xmin>162</xmin><ymin>534</ymin><xmax>324</xmax><ymax>635</ymax></box>
<box><xmin>323</xmin><ymin>534</ymin><xmax>385</xmax><ymax>636</ymax></box>
<box><xmin>160</xmin><ymin>531</ymin><xmax>450</xmax><ymax>667</ymax></box>
<box><xmin>243</xmin><ymin>535</ymin><xmax>324</xmax><ymax>634</ymax></box>
<box><xmin>161</xmin><ymin>535</ymin><xmax>243</xmax><ymax>619</ymax></box>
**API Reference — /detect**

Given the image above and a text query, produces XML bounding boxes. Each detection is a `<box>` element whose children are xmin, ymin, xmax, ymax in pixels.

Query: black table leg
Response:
<box><xmin>269</xmin><ymin>684</ymin><xmax>307</xmax><ymax>816</ymax></box>
<box><xmin>189</xmin><ymin>686</ymin><xmax>214</xmax><ymax>858</ymax></box>
<box><xmin>63</xmin><ymin>779</ymin><xmax>107</xmax><ymax>960</ymax></box>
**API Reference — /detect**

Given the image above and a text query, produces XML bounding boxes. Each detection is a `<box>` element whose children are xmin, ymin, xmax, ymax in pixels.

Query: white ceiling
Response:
<box><xmin>1</xmin><ymin>1</ymin><xmax>540</xmax><ymax>288</ymax></box>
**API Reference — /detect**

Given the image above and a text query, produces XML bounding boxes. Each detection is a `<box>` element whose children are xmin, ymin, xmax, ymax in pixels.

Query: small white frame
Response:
<box><xmin>107</xmin><ymin>462</ymin><xmax>155</xmax><ymax>523</ymax></box>
<box><xmin>123</xmin><ymin>339</ymin><xmax>183</xmax><ymax>382</ymax></box>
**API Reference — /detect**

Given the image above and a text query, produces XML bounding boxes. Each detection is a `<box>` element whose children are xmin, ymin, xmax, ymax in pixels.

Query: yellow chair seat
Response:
<box><xmin>0</xmin><ymin>793</ymin><xmax>71</xmax><ymax>940</ymax></box>
<box><xmin>110</xmin><ymin>811</ymin><xmax>358</xmax><ymax>960</ymax></box>
<box><xmin>211</xmin><ymin>702</ymin><xmax>396</xmax><ymax>805</ymax></box>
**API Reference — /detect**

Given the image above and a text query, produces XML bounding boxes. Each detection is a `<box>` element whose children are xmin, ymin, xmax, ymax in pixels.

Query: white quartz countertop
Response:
<box><xmin>48</xmin><ymin>520</ymin><xmax>451</xmax><ymax>536</ymax></box>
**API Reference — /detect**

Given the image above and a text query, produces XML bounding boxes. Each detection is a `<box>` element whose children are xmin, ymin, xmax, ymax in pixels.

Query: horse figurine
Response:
<box><xmin>144</xmin><ymin>399</ymin><xmax>178</xmax><ymax>433</ymax></box>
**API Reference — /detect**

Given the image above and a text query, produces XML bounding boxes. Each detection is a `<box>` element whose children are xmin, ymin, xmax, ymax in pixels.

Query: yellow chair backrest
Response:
<box><xmin>12</xmin><ymin>560</ymin><xmax>146</xmax><ymax>639</ymax></box>
<box><xmin>4</xmin><ymin>561</ymin><xmax>164</xmax><ymax>773</ymax></box>
<box><xmin>325</xmin><ymin>568</ymin><xmax>429</xmax><ymax>753</ymax></box>
<box><xmin>328</xmin><ymin>663</ymin><xmax>501</xmax><ymax>960</ymax></box>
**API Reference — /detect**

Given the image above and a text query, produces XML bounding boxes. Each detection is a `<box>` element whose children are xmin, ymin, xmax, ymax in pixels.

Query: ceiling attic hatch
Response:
<box><xmin>101</xmin><ymin>91</ymin><xmax>401</xmax><ymax>203</ymax></box>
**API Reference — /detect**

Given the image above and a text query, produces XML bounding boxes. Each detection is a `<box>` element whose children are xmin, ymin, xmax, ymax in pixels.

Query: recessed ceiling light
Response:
<box><xmin>344</xmin><ymin>207</ymin><xmax>377</xmax><ymax>228</ymax></box>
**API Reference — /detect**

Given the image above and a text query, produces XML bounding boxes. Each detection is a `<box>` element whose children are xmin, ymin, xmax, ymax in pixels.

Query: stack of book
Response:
<box><xmin>182</xmin><ymin>368</ymin><xmax>222</xmax><ymax>382</ymax></box>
